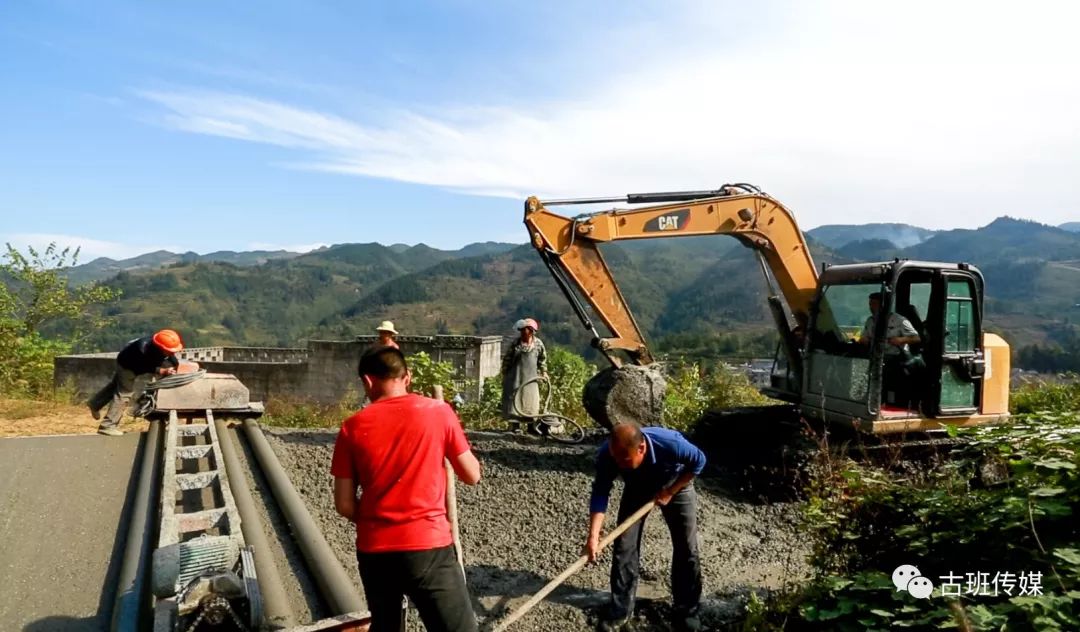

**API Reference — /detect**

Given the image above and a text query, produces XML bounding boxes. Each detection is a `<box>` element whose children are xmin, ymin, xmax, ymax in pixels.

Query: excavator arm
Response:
<box><xmin>524</xmin><ymin>184</ymin><xmax>819</xmax><ymax>370</ymax></box>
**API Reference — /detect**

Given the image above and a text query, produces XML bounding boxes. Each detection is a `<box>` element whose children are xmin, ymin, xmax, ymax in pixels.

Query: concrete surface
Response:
<box><xmin>0</xmin><ymin>432</ymin><xmax>143</xmax><ymax>631</ymax></box>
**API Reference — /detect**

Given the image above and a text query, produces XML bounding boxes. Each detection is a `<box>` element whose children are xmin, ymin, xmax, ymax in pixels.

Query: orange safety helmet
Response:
<box><xmin>152</xmin><ymin>329</ymin><xmax>184</xmax><ymax>353</ymax></box>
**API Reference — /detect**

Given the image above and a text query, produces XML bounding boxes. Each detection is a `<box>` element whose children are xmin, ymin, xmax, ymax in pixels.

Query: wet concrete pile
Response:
<box><xmin>260</xmin><ymin>428</ymin><xmax>810</xmax><ymax>631</ymax></box>
<box><xmin>582</xmin><ymin>365</ymin><xmax>668</xmax><ymax>430</ymax></box>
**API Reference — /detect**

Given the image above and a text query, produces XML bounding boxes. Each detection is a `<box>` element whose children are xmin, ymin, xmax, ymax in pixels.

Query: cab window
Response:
<box><xmin>945</xmin><ymin>280</ymin><xmax>975</xmax><ymax>353</ymax></box>
<box><xmin>806</xmin><ymin>283</ymin><xmax>879</xmax><ymax>403</ymax></box>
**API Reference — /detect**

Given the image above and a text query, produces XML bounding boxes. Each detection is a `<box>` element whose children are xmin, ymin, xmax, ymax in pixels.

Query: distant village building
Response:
<box><xmin>723</xmin><ymin>358</ymin><xmax>775</xmax><ymax>388</ymax></box>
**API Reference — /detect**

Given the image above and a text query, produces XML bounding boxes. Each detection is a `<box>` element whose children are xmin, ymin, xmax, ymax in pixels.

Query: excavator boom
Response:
<box><xmin>524</xmin><ymin>184</ymin><xmax>819</xmax><ymax>368</ymax></box>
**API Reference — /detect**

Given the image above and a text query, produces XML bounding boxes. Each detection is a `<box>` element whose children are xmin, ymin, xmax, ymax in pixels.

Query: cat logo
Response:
<box><xmin>643</xmin><ymin>208</ymin><xmax>690</xmax><ymax>233</ymax></box>
<box><xmin>658</xmin><ymin>216</ymin><xmax>680</xmax><ymax>230</ymax></box>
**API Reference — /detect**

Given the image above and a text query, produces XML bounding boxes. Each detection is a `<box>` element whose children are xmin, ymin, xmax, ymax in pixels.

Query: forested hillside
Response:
<box><xmin>57</xmin><ymin>218</ymin><xmax>1080</xmax><ymax>370</ymax></box>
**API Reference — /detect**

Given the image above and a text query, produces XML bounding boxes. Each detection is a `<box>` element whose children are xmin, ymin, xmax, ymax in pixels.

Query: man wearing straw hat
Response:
<box><xmin>374</xmin><ymin>320</ymin><xmax>400</xmax><ymax>349</ymax></box>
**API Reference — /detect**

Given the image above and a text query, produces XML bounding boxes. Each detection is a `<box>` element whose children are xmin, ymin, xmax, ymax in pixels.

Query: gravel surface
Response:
<box><xmin>263</xmin><ymin>427</ymin><xmax>810</xmax><ymax>631</ymax></box>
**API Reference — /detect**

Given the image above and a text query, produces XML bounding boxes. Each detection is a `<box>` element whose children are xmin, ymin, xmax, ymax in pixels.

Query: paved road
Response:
<box><xmin>0</xmin><ymin>432</ymin><xmax>143</xmax><ymax>632</ymax></box>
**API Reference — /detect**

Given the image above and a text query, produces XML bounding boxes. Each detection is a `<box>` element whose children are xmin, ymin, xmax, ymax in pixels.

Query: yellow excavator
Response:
<box><xmin>524</xmin><ymin>183</ymin><xmax>1010</xmax><ymax>435</ymax></box>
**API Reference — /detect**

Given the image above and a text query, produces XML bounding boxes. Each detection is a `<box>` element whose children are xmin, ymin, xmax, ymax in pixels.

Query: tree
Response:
<box><xmin>0</xmin><ymin>243</ymin><xmax>121</xmax><ymax>396</ymax></box>
<box><xmin>1</xmin><ymin>243</ymin><xmax>119</xmax><ymax>339</ymax></box>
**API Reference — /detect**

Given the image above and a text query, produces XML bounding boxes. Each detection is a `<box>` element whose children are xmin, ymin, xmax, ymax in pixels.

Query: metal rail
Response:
<box><xmin>111</xmin><ymin>394</ymin><xmax>375</xmax><ymax>631</ymax></box>
<box><xmin>241</xmin><ymin>419</ymin><xmax>366</xmax><ymax>615</ymax></box>
<box><xmin>216</xmin><ymin>416</ymin><xmax>297</xmax><ymax>629</ymax></box>
<box><xmin>111</xmin><ymin>420</ymin><xmax>164</xmax><ymax>632</ymax></box>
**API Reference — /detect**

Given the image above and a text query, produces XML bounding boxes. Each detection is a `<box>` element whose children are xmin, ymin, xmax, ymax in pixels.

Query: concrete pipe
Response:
<box><xmin>111</xmin><ymin>421</ymin><xmax>163</xmax><ymax>632</ymax></box>
<box><xmin>215</xmin><ymin>417</ymin><xmax>297</xmax><ymax>629</ymax></box>
<box><xmin>240</xmin><ymin>419</ymin><xmax>365</xmax><ymax>615</ymax></box>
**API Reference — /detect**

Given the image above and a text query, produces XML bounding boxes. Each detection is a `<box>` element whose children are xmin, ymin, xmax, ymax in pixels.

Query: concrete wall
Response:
<box><xmin>196</xmin><ymin>361</ymin><xmax>310</xmax><ymax>404</ymax></box>
<box><xmin>301</xmin><ymin>339</ymin><xmax>368</xmax><ymax>404</ymax></box>
<box><xmin>53</xmin><ymin>353</ymin><xmax>118</xmax><ymax>398</ymax></box>
<box><xmin>55</xmin><ymin>335</ymin><xmax>502</xmax><ymax>406</ymax></box>
<box><xmin>354</xmin><ymin>335</ymin><xmax>504</xmax><ymax>399</ymax></box>
<box><xmin>180</xmin><ymin>346</ymin><xmax>309</xmax><ymax>363</ymax></box>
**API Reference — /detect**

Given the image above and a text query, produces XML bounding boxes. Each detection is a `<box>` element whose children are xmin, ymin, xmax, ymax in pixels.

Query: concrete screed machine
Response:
<box><xmin>523</xmin><ymin>183</ymin><xmax>1011</xmax><ymax>435</ymax></box>
<box><xmin>116</xmin><ymin>369</ymin><xmax>376</xmax><ymax>632</ymax></box>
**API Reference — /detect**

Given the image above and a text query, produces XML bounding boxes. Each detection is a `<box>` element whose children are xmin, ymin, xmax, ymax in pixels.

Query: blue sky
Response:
<box><xmin>2</xmin><ymin>1</ymin><xmax>1078</xmax><ymax>261</ymax></box>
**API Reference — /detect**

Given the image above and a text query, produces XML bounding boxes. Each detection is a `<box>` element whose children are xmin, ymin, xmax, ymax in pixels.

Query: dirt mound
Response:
<box><xmin>264</xmin><ymin>428</ymin><xmax>810</xmax><ymax>631</ymax></box>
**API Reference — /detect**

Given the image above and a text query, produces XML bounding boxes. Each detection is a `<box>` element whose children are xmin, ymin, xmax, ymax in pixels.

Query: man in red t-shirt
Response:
<box><xmin>331</xmin><ymin>345</ymin><xmax>481</xmax><ymax>632</ymax></box>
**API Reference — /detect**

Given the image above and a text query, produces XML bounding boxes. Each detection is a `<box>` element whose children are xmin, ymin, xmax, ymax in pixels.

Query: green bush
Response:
<box><xmin>406</xmin><ymin>351</ymin><xmax>458</xmax><ymax>401</ymax></box>
<box><xmin>1012</xmin><ymin>375</ymin><xmax>1080</xmax><ymax>414</ymax></box>
<box><xmin>662</xmin><ymin>361</ymin><xmax>771</xmax><ymax>431</ymax></box>
<box><xmin>0</xmin><ymin>242</ymin><xmax>118</xmax><ymax>398</ymax></box>
<box><xmin>456</xmin><ymin>378</ymin><xmax>504</xmax><ymax>430</ymax></box>
<box><xmin>753</xmin><ymin>384</ymin><xmax>1080</xmax><ymax>630</ymax></box>
<box><xmin>0</xmin><ymin>329</ymin><xmax>71</xmax><ymax>398</ymax></box>
<box><xmin>545</xmin><ymin>346</ymin><xmax>595</xmax><ymax>423</ymax></box>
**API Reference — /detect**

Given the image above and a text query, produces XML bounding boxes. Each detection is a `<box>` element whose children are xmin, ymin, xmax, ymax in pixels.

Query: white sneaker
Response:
<box><xmin>97</xmin><ymin>427</ymin><xmax>123</xmax><ymax>437</ymax></box>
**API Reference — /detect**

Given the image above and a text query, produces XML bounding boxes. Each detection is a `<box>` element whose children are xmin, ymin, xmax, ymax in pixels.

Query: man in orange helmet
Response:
<box><xmin>88</xmin><ymin>329</ymin><xmax>184</xmax><ymax>436</ymax></box>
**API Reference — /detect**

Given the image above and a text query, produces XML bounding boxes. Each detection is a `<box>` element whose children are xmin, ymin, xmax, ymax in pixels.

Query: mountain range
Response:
<box><xmin>59</xmin><ymin>218</ymin><xmax>1080</xmax><ymax>363</ymax></box>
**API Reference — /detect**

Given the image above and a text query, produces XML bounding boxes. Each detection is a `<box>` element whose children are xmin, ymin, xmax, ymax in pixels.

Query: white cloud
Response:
<box><xmin>136</xmin><ymin>0</ymin><xmax>1080</xmax><ymax>230</ymax></box>
<box><xmin>1</xmin><ymin>234</ymin><xmax>182</xmax><ymax>262</ymax></box>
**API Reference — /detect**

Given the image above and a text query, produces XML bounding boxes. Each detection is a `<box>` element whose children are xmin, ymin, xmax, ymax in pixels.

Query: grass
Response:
<box><xmin>0</xmin><ymin>380</ymin><xmax>84</xmax><ymax>419</ymax></box>
<box><xmin>260</xmin><ymin>395</ymin><xmax>360</xmax><ymax>429</ymax></box>
<box><xmin>0</xmin><ymin>381</ymin><xmax>147</xmax><ymax>438</ymax></box>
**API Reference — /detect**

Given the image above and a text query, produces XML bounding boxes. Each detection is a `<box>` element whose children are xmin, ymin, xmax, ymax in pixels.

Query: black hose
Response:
<box><xmin>134</xmin><ymin>370</ymin><xmax>208</xmax><ymax>418</ymax></box>
<box><xmin>510</xmin><ymin>375</ymin><xmax>554</xmax><ymax>420</ymax></box>
<box><xmin>143</xmin><ymin>370</ymin><xmax>207</xmax><ymax>392</ymax></box>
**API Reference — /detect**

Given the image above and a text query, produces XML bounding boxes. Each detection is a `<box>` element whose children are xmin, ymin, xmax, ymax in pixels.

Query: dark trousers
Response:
<box><xmin>610</xmin><ymin>485</ymin><xmax>702</xmax><ymax>619</ymax></box>
<box><xmin>357</xmin><ymin>544</ymin><xmax>477</xmax><ymax>632</ymax></box>
<box><xmin>88</xmin><ymin>366</ymin><xmax>137</xmax><ymax>429</ymax></box>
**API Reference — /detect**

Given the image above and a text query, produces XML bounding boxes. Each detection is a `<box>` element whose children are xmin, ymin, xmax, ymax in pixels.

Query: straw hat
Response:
<box><xmin>375</xmin><ymin>321</ymin><xmax>398</xmax><ymax>335</ymax></box>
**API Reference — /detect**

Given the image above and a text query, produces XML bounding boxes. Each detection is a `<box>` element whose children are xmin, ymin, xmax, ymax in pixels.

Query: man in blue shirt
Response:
<box><xmin>584</xmin><ymin>422</ymin><xmax>706</xmax><ymax>632</ymax></box>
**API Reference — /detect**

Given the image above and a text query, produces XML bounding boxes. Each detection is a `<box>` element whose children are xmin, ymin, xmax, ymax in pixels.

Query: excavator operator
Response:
<box><xmin>858</xmin><ymin>292</ymin><xmax>923</xmax><ymax>406</ymax></box>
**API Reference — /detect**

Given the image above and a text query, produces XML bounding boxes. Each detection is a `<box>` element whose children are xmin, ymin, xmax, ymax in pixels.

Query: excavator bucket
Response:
<box><xmin>582</xmin><ymin>364</ymin><xmax>668</xmax><ymax>430</ymax></box>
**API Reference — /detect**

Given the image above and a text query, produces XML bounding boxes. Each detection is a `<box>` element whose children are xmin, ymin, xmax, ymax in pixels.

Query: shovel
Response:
<box><xmin>492</xmin><ymin>500</ymin><xmax>656</xmax><ymax>632</ymax></box>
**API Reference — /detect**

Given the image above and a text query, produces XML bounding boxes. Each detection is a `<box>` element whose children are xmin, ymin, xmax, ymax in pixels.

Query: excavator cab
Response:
<box><xmin>801</xmin><ymin>260</ymin><xmax>1010</xmax><ymax>433</ymax></box>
